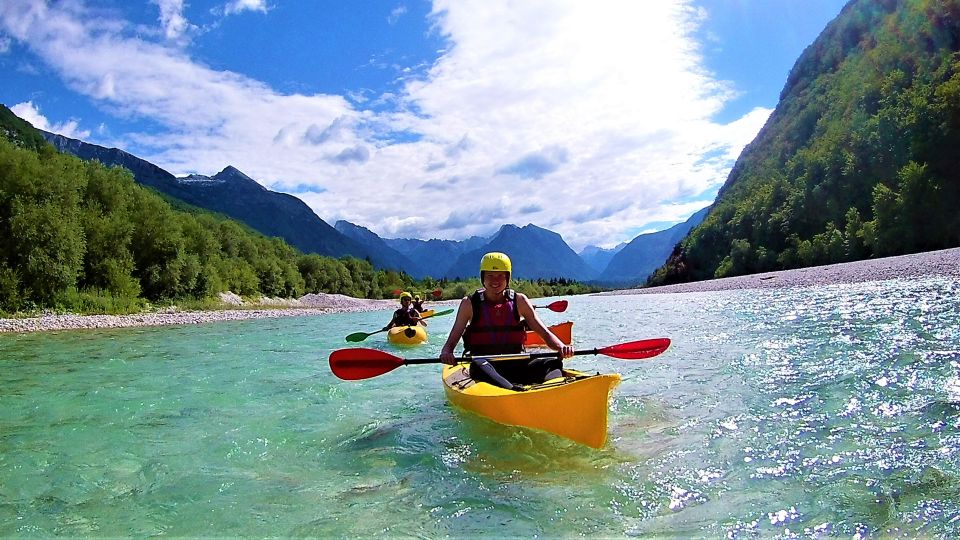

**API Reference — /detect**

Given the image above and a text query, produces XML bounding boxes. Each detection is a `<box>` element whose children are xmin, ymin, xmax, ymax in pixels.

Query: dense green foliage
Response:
<box><xmin>0</xmin><ymin>105</ymin><xmax>48</xmax><ymax>152</ymax></box>
<box><xmin>649</xmin><ymin>0</ymin><xmax>960</xmax><ymax>285</ymax></box>
<box><xmin>0</xmin><ymin>138</ymin><xmax>388</xmax><ymax>313</ymax></box>
<box><xmin>0</xmin><ymin>136</ymin><xmax>598</xmax><ymax>315</ymax></box>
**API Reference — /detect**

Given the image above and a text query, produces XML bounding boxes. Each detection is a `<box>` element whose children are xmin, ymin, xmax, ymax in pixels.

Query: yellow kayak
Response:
<box><xmin>418</xmin><ymin>309</ymin><xmax>435</xmax><ymax>318</ymax></box>
<box><xmin>442</xmin><ymin>363</ymin><xmax>621</xmax><ymax>448</ymax></box>
<box><xmin>387</xmin><ymin>325</ymin><xmax>427</xmax><ymax>345</ymax></box>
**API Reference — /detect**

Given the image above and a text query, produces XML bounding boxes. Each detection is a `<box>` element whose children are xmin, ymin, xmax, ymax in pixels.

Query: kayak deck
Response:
<box><xmin>387</xmin><ymin>325</ymin><xmax>427</xmax><ymax>345</ymax></box>
<box><xmin>442</xmin><ymin>363</ymin><xmax>621</xmax><ymax>448</ymax></box>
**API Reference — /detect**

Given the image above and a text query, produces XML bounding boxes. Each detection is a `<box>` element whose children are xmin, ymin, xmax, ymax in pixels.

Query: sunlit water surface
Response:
<box><xmin>2</xmin><ymin>277</ymin><xmax>959</xmax><ymax>537</ymax></box>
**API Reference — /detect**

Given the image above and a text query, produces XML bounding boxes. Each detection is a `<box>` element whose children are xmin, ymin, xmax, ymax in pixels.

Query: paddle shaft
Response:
<box><xmin>329</xmin><ymin>338</ymin><xmax>670</xmax><ymax>380</ymax></box>
<box><xmin>403</xmin><ymin>348</ymin><xmax>604</xmax><ymax>366</ymax></box>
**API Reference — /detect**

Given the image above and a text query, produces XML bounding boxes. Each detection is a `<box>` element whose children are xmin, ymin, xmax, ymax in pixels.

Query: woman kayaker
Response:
<box><xmin>439</xmin><ymin>252</ymin><xmax>573</xmax><ymax>390</ymax></box>
<box><xmin>383</xmin><ymin>292</ymin><xmax>424</xmax><ymax>330</ymax></box>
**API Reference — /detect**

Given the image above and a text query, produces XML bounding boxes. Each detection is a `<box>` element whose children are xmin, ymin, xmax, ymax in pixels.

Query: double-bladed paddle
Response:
<box><xmin>534</xmin><ymin>300</ymin><xmax>568</xmax><ymax>312</ymax></box>
<box><xmin>344</xmin><ymin>308</ymin><xmax>454</xmax><ymax>343</ymax></box>
<box><xmin>329</xmin><ymin>338</ymin><xmax>671</xmax><ymax>380</ymax></box>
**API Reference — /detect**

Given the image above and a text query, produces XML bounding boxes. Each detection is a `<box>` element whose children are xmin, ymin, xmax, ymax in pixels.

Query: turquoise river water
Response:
<box><xmin>2</xmin><ymin>277</ymin><xmax>960</xmax><ymax>538</ymax></box>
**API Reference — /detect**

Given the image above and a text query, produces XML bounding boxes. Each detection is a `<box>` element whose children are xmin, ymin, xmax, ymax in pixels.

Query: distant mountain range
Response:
<box><xmin>444</xmin><ymin>224</ymin><xmax>598</xmax><ymax>281</ymax></box>
<box><xmin>383</xmin><ymin>235</ymin><xmax>489</xmax><ymax>277</ymax></box>
<box><xmin>597</xmin><ymin>207</ymin><xmax>708</xmax><ymax>285</ymax></box>
<box><xmin>579</xmin><ymin>243</ymin><xmax>626</xmax><ymax>273</ymax></box>
<box><xmin>41</xmin><ymin>131</ymin><xmax>383</xmax><ymax>265</ymax></box>
<box><xmin>34</xmin><ymin>125</ymin><xmax>699</xmax><ymax>284</ymax></box>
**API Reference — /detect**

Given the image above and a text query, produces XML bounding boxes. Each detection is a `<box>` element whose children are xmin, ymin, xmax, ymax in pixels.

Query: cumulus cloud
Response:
<box><xmin>444</xmin><ymin>134</ymin><xmax>471</xmax><ymax>158</ymax></box>
<box><xmin>305</xmin><ymin>117</ymin><xmax>349</xmax><ymax>145</ymax></box>
<box><xmin>223</xmin><ymin>0</ymin><xmax>270</xmax><ymax>16</ymax></box>
<box><xmin>0</xmin><ymin>0</ymin><xmax>771</xmax><ymax>250</ymax></box>
<box><xmin>153</xmin><ymin>0</ymin><xmax>195</xmax><ymax>42</ymax></box>
<box><xmin>329</xmin><ymin>145</ymin><xmax>370</xmax><ymax>164</ymax></box>
<box><xmin>11</xmin><ymin>101</ymin><xmax>91</xmax><ymax>139</ymax></box>
<box><xmin>438</xmin><ymin>200</ymin><xmax>510</xmax><ymax>230</ymax></box>
<box><xmin>497</xmin><ymin>146</ymin><xmax>569</xmax><ymax>179</ymax></box>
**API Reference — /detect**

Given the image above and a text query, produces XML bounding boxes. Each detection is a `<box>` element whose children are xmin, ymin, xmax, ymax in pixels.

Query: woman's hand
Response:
<box><xmin>557</xmin><ymin>344</ymin><xmax>574</xmax><ymax>359</ymax></box>
<box><xmin>440</xmin><ymin>350</ymin><xmax>458</xmax><ymax>365</ymax></box>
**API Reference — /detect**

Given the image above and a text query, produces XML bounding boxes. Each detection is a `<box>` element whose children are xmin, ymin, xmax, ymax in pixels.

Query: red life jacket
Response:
<box><xmin>391</xmin><ymin>306</ymin><xmax>418</xmax><ymax>326</ymax></box>
<box><xmin>462</xmin><ymin>288</ymin><xmax>527</xmax><ymax>355</ymax></box>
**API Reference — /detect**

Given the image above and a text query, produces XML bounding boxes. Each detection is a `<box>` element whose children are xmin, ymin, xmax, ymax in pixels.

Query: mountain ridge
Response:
<box><xmin>443</xmin><ymin>224</ymin><xmax>598</xmax><ymax>281</ymax></box>
<box><xmin>598</xmin><ymin>207</ymin><xmax>709</xmax><ymax>285</ymax></box>
<box><xmin>40</xmin><ymin>130</ymin><xmax>381</xmax><ymax>264</ymax></box>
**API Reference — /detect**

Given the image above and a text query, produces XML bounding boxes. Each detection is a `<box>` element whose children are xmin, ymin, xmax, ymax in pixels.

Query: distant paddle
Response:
<box><xmin>329</xmin><ymin>337</ymin><xmax>671</xmax><ymax>380</ymax></box>
<box><xmin>534</xmin><ymin>300</ymin><xmax>568</xmax><ymax>313</ymax></box>
<box><xmin>344</xmin><ymin>308</ymin><xmax>454</xmax><ymax>343</ymax></box>
<box><xmin>432</xmin><ymin>288</ymin><xmax>443</xmax><ymax>299</ymax></box>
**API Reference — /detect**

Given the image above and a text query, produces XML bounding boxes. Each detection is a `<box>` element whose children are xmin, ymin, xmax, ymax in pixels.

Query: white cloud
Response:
<box><xmin>0</xmin><ymin>0</ymin><xmax>769</xmax><ymax>251</ymax></box>
<box><xmin>11</xmin><ymin>101</ymin><xmax>91</xmax><ymax>139</ymax></box>
<box><xmin>388</xmin><ymin>5</ymin><xmax>408</xmax><ymax>25</ymax></box>
<box><xmin>152</xmin><ymin>0</ymin><xmax>194</xmax><ymax>42</ymax></box>
<box><xmin>223</xmin><ymin>0</ymin><xmax>269</xmax><ymax>16</ymax></box>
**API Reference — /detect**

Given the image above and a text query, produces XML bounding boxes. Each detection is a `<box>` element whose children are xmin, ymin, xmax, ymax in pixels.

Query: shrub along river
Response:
<box><xmin>2</xmin><ymin>276</ymin><xmax>959</xmax><ymax>537</ymax></box>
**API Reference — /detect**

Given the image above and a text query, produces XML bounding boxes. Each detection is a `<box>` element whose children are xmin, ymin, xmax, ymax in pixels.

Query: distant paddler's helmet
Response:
<box><xmin>479</xmin><ymin>252</ymin><xmax>512</xmax><ymax>281</ymax></box>
<box><xmin>414</xmin><ymin>294</ymin><xmax>421</xmax><ymax>301</ymax></box>
<box><xmin>399</xmin><ymin>292</ymin><xmax>412</xmax><ymax>303</ymax></box>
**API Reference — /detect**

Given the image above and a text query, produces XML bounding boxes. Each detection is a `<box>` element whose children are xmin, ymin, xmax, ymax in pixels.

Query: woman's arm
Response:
<box><xmin>440</xmin><ymin>297</ymin><xmax>473</xmax><ymax>364</ymax></box>
<box><xmin>383</xmin><ymin>310</ymin><xmax>397</xmax><ymax>330</ymax></box>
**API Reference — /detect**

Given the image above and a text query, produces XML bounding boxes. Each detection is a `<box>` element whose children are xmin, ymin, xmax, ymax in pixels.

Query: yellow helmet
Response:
<box><xmin>480</xmin><ymin>252</ymin><xmax>512</xmax><ymax>277</ymax></box>
<box><xmin>399</xmin><ymin>292</ymin><xmax>412</xmax><ymax>303</ymax></box>
<box><xmin>414</xmin><ymin>294</ymin><xmax>421</xmax><ymax>301</ymax></box>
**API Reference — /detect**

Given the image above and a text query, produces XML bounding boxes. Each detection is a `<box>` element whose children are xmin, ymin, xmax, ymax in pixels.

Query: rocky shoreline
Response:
<box><xmin>0</xmin><ymin>293</ymin><xmax>398</xmax><ymax>334</ymax></box>
<box><xmin>601</xmin><ymin>247</ymin><xmax>960</xmax><ymax>295</ymax></box>
<box><xmin>2</xmin><ymin>248</ymin><xmax>958</xmax><ymax>334</ymax></box>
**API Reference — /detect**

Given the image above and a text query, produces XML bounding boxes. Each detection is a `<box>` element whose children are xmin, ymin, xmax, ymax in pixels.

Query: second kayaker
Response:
<box><xmin>412</xmin><ymin>294</ymin><xmax>425</xmax><ymax>313</ymax></box>
<box><xmin>383</xmin><ymin>292</ymin><xmax>424</xmax><ymax>330</ymax></box>
<box><xmin>439</xmin><ymin>252</ymin><xmax>573</xmax><ymax>390</ymax></box>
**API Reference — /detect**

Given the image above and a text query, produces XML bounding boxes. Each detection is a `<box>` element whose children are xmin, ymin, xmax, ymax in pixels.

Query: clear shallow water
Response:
<box><xmin>2</xmin><ymin>278</ymin><xmax>960</xmax><ymax>537</ymax></box>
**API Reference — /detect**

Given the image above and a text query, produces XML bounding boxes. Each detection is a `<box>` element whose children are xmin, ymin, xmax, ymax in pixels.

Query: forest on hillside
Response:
<box><xmin>650</xmin><ymin>0</ymin><xmax>960</xmax><ymax>286</ymax></box>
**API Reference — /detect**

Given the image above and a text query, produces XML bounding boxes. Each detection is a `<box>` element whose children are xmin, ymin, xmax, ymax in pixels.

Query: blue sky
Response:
<box><xmin>0</xmin><ymin>0</ymin><xmax>848</xmax><ymax>250</ymax></box>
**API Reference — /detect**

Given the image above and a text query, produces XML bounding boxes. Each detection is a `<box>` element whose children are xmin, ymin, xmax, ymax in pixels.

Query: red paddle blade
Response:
<box><xmin>598</xmin><ymin>338</ymin><xmax>671</xmax><ymax>359</ymax></box>
<box><xmin>548</xmin><ymin>300</ymin><xmax>568</xmax><ymax>312</ymax></box>
<box><xmin>329</xmin><ymin>348</ymin><xmax>404</xmax><ymax>380</ymax></box>
<box><xmin>432</xmin><ymin>288</ymin><xmax>443</xmax><ymax>298</ymax></box>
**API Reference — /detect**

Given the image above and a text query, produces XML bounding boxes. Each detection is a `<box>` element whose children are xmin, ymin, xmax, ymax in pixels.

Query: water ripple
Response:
<box><xmin>2</xmin><ymin>278</ymin><xmax>959</xmax><ymax>536</ymax></box>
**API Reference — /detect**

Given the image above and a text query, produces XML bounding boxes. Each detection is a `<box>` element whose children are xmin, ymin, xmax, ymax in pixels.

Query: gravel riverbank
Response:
<box><xmin>0</xmin><ymin>293</ymin><xmax>398</xmax><ymax>334</ymax></box>
<box><xmin>3</xmin><ymin>248</ymin><xmax>958</xmax><ymax>334</ymax></box>
<box><xmin>600</xmin><ymin>247</ymin><xmax>960</xmax><ymax>296</ymax></box>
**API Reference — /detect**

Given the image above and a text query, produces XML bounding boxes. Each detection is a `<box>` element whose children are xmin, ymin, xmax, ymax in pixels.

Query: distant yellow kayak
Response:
<box><xmin>387</xmin><ymin>325</ymin><xmax>427</xmax><ymax>345</ymax></box>
<box><xmin>442</xmin><ymin>363</ymin><xmax>621</xmax><ymax>448</ymax></box>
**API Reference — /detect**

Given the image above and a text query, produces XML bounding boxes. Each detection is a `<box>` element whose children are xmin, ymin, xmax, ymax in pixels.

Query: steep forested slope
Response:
<box><xmin>650</xmin><ymin>0</ymin><xmax>960</xmax><ymax>285</ymax></box>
